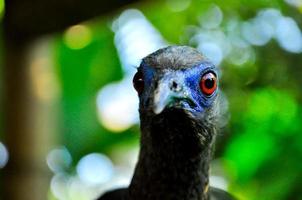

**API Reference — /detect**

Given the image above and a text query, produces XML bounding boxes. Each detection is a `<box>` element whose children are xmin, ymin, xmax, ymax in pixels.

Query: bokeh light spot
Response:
<box><xmin>285</xmin><ymin>0</ymin><xmax>302</xmax><ymax>8</ymax></box>
<box><xmin>200</xmin><ymin>5</ymin><xmax>223</xmax><ymax>29</ymax></box>
<box><xmin>96</xmin><ymin>78</ymin><xmax>139</xmax><ymax>132</ymax></box>
<box><xmin>77</xmin><ymin>153</ymin><xmax>114</xmax><ymax>185</ymax></box>
<box><xmin>50</xmin><ymin>173</ymin><xmax>70</xmax><ymax>200</ymax></box>
<box><xmin>228</xmin><ymin>45</ymin><xmax>254</xmax><ymax>66</ymax></box>
<box><xmin>47</xmin><ymin>147</ymin><xmax>72</xmax><ymax>173</ymax></box>
<box><xmin>166</xmin><ymin>0</ymin><xmax>191</xmax><ymax>12</ymax></box>
<box><xmin>64</xmin><ymin>25</ymin><xmax>92</xmax><ymax>50</ymax></box>
<box><xmin>113</xmin><ymin>9</ymin><xmax>166</xmax><ymax>73</ymax></box>
<box><xmin>0</xmin><ymin>142</ymin><xmax>9</xmax><ymax>168</ymax></box>
<box><xmin>241</xmin><ymin>19</ymin><xmax>273</xmax><ymax>46</ymax></box>
<box><xmin>198</xmin><ymin>42</ymin><xmax>223</xmax><ymax>65</ymax></box>
<box><xmin>275</xmin><ymin>17</ymin><xmax>302</xmax><ymax>53</ymax></box>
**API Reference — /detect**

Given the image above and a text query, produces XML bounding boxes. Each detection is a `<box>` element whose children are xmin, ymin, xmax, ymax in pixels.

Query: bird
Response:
<box><xmin>98</xmin><ymin>46</ymin><xmax>235</xmax><ymax>200</ymax></box>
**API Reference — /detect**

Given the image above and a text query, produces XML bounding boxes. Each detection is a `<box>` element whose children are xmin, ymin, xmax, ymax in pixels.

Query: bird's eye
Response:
<box><xmin>133</xmin><ymin>71</ymin><xmax>144</xmax><ymax>95</ymax></box>
<box><xmin>200</xmin><ymin>72</ymin><xmax>217</xmax><ymax>96</ymax></box>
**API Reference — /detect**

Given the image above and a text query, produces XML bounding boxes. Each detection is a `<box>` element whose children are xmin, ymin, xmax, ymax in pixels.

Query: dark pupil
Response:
<box><xmin>205</xmin><ymin>78</ymin><xmax>214</xmax><ymax>89</ymax></box>
<box><xmin>136</xmin><ymin>79</ymin><xmax>143</xmax><ymax>86</ymax></box>
<box><xmin>134</xmin><ymin>73</ymin><xmax>144</xmax><ymax>93</ymax></box>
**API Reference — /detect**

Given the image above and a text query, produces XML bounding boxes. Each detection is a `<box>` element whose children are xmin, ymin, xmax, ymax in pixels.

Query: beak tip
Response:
<box><xmin>153</xmin><ymin>105</ymin><xmax>164</xmax><ymax>115</ymax></box>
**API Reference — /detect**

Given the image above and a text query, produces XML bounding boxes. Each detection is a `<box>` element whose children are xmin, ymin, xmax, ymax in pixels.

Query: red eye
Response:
<box><xmin>133</xmin><ymin>71</ymin><xmax>144</xmax><ymax>94</ymax></box>
<box><xmin>200</xmin><ymin>72</ymin><xmax>217</xmax><ymax>96</ymax></box>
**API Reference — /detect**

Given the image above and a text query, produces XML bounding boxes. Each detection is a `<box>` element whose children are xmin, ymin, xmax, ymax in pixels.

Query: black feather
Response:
<box><xmin>97</xmin><ymin>46</ymin><xmax>236</xmax><ymax>200</ymax></box>
<box><xmin>97</xmin><ymin>188</ymin><xmax>127</xmax><ymax>200</ymax></box>
<box><xmin>98</xmin><ymin>187</ymin><xmax>236</xmax><ymax>200</ymax></box>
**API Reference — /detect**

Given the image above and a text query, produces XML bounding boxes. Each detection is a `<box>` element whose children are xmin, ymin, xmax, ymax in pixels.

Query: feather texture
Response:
<box><xmin>97</xmin><ymin>46</ymin><xmax>235</xmax><ymax>200</ymax></box>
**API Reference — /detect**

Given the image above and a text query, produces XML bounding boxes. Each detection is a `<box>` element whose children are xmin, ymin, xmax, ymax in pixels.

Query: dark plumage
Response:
<box><xmin>98</xmin><ymin>46</ymin><xmax>235</xmax><ymax>200</ymax></box>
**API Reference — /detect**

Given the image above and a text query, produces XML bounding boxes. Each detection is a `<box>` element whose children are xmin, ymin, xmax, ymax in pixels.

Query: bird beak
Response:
<box><xmin>153</xmin><ymin>80</ymin><xmax>171</xmax><ymax>114</ymax></box>
<box><xmin>153</xmin><ymin>76</ymin><xmax>192</xmax><ymax>114</ymax></box>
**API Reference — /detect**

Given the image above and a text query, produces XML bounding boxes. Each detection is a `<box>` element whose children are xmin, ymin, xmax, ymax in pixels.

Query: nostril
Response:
<box><xmin>172</xmin><ymin>81</ymin><xmax>178</xmax><ymax>89</ymax></box>
<box><xmin>170</xmin><ymin>80</ymin><xmax>182</xmax><ymax>92</ymax></box>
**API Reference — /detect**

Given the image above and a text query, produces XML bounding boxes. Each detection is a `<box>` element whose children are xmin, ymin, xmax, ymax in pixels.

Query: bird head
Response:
<box><xmin>133</xmin><ymin>46</ymin><xmax>225</xmax><ymax>149</ymax></box>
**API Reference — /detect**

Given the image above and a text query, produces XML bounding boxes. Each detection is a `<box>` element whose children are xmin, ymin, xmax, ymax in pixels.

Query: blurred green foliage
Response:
<box><xmin>51</xmin><ymin>0</ymin><xmax>302</xmax><ymax>199</ymax></box>
<box><xmin>55</xmin><ymin>23</ymin><xmax>139</xmax><ymax>161</ymax></box>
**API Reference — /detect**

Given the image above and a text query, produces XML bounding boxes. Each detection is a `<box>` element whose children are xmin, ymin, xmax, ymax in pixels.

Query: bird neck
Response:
<box><xmin>128</xmin><ymin>110</ymin><xmax>214</xmax><ymax>200</ymax></box>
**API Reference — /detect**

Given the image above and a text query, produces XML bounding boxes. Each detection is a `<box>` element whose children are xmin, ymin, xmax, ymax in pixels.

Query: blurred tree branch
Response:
<box><xmin>4</xmin><ymin>0</ymin><xmax>142</xmax><ymax>43</ymax></box>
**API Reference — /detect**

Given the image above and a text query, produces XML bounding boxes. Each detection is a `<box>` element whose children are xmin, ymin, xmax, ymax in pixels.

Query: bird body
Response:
<box><xmin>98</xmin><ymin>46</ymin><xmax>235</xmax><ymax>200</ymax></box>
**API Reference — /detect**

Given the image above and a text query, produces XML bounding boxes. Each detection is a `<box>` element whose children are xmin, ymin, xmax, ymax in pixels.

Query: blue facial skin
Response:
<box><xmin>137</xmin><ymin>61</ymin><xmax>218</xmax><ymax>115</ymax></box>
